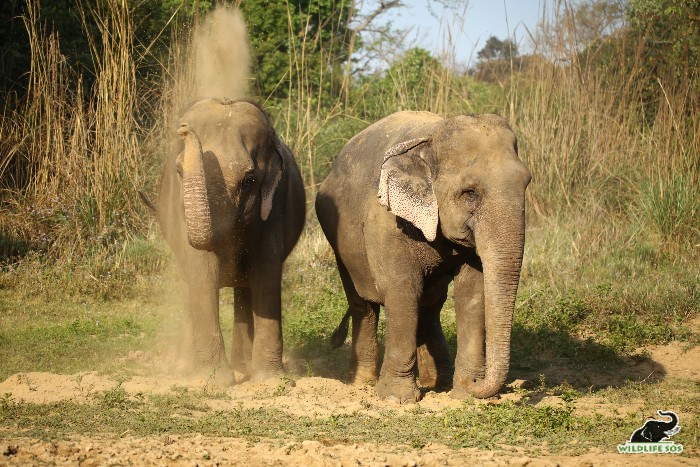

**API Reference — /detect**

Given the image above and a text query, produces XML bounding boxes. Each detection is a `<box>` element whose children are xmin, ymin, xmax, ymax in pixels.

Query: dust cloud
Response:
<box><xmin>149</xmin><ymin>6</ymin><xmax>253</xmax><ymax>381</ymax></box>
<box><xmin>192</xmin><ymin>6</ymin><xmax>250</xmax><ymax>100</ymax></box>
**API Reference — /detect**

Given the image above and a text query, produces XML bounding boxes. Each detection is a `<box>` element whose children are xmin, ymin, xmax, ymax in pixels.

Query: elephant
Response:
<box><xmin>316</xmin><ymin>111</ymin><xmax>530</xmax><ymax>402</ymax></box>
<box><xmin>149</xmin><ymin>98</ymin><xmax>305</xmax><ymax>383</ymax></box>
<box><xmin>630</xmin><ymin>411</ymin><xmax>680</xmax><ymax>443</ymax></box>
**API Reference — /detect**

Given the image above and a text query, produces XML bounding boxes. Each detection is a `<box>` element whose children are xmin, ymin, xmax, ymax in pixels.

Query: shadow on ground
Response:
<box><xmin>285</xmin><ymin>317</ymin><xmax>667</xmax><ymax>397</ymax></box>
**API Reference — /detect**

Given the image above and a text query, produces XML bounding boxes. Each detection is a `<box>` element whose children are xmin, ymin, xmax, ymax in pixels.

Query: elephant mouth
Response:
<box><xmin>449</xmin><ymin>228</ymin><xmax>475</xmax><ymax>248</ymax></box>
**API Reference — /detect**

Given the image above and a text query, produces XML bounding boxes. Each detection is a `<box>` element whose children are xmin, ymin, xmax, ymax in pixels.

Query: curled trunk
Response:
<box><xmin>179</xmin><ymin>124</ymin><xmax>214</xmax><ymax>251</ymax></box>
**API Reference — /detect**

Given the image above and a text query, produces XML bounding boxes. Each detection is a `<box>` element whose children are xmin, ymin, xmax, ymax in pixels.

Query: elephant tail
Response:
<box><xmin>330</xmin><ymin>308</ymin><xmax>351</xmax><ymax>349</ymax></box>
<box><xmin>138</xmin><ymin>190</ymin><xmax>157</xmax><ymax>215</ymax></box>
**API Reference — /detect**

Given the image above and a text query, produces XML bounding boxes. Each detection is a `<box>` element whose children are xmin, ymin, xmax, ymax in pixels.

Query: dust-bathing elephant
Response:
<box><xmin>149</xmin><ymin>98</ymin><xmax>305</xmax><ymax>383</ymax></box>
<box><xmin>316</xmin><ymin>111</ymin><xmax>530</xmax><ymax>402</ymax></box>
<box><xmin>630</xmin><ymin>411</ymin><xmax>680</xmax><ymax>443</ymax></box>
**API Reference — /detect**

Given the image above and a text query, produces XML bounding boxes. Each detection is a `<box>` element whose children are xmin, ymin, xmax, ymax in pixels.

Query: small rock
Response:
<box><xmin>510</xmin><ymin>379</ymin><xmax>534</xmax><ymax>390</ymax></box>
<box><xmin>3</xmin><ymin>445</ymin><xmax>19</xmax><ymax>457</ymax></box>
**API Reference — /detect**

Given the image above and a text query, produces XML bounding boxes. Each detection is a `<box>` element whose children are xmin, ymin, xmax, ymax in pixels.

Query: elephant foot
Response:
<box><xmin>449</xmin><ymin>385</ymin><xmax>473</xmax><ymax>400</ymax></box>
<box><xmin>230</xmin><ymin>360</ymin><xmax>252</xmax><ymax>384</ymax></box>
<box><xmin>376</xmin><ymin>375</ymin><xmax>421</xmax><ymax>404</ymax></box>
<box><xmin>186</xmin><ymin>356</ymin><xmax>234</xmax><ymax>386</ymax></box>
<box><xmin>232</xmin><ymin>369</ymin><xmax>250</xmax><ymax>384</ymax></box>
<box><xmin>351</xmin><ymin>367</ymin><xmax>378</xmax><ymax>386</ymax></box>
<box><xmin>250</xmin><ymin>368</ymin><xmax>288</xmax><ymax>384</ymax></box>
<box><xmin>206</xmin><ymin>364</ymin><xmax>236</xmax><ymax>387</ymax></box>
<box><xmin>418</xmin><ymin>367</ymin><xmax>453</xmax><ymax>391</ymax></box>
<box><xmin>433</xmin><ymin>372</ymin><xmax>454</xmax><ymax>392</ymax></box>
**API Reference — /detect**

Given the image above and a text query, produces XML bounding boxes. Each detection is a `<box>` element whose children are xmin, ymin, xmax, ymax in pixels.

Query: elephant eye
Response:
<box><xmin>242</xmin><ymin>171</ymin><xmax>256</xmax><ymax>187</ymax></box>
<box><xmin>462</xmin><ymin>188</ymin><xmax>479</xmax><ymax>201</ymax></box>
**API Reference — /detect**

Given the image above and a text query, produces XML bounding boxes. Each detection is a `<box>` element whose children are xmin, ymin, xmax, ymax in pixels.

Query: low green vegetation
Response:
<box><xmin>1</xmin><ymin>221</ymin><xmax>698</xmax><ymax>454</ymax></box>
<box><xmin>0</xmin><ymin>395</ymin><xmax>621</xmax><ymax>451</ymax></box>
<box><xmin>1</xmin><ymin>378</ymin><xmax>698</xmax><ymax>454</ymax></box>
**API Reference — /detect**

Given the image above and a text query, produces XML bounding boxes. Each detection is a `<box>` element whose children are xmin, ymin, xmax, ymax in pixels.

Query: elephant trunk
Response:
<box><xmin>179</xmin><ymin>124</ymin><xmax>214</xmax><ymax>251</ymax></box>
<box><xmin>461</xmin><ymin>202</ymin><xmax>525</xmax><ymax>398</ymax></box>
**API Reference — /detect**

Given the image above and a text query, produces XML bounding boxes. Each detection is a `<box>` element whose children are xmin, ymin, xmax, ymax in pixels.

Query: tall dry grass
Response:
<box><xmin>0</xmin><ymin>0</ymin><xmax>146</xmax><ymax>259</ymax></box>
<box><xmin>512</xmin><ymin>5</ymin><xmax>699</xmax><ymax>246</ymax></box>
<box><xmin>0</xmin><ymin>0</ymin><xmax>697</xmax><ymax>272</ymax></box>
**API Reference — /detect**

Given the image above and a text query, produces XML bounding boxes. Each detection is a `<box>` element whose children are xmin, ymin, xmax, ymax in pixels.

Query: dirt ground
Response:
<box><xmin>2</xmin><ymin>433</ymin><xmax>698</xmax><ymax>466</ymax></box>
<box><xmin>1</xmin><ymin>337</ymin><xmax>698</xmax><ymax>466</ymax></box>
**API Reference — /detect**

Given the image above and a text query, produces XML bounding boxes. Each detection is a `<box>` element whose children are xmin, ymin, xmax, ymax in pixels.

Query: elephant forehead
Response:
<box><xmin>437</xmin><ymin>129</ymin><xmax>516</xmax><ymax>166</ymax></box>
<box><xmin>181</xmin><ymin>101</ymin><xmax>269</xmax><ymax>135</ymax></box>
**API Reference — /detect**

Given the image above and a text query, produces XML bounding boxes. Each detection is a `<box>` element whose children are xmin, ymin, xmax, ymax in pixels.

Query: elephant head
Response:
<box><xmin>176</xmin><ymin>99</ymin><xmax>286</xmax><ymax>251</ymax></box>
<box><xmin>378</xmin><ymin>114</ymin><xmax>531</xmax><ymax>398</ymax></box>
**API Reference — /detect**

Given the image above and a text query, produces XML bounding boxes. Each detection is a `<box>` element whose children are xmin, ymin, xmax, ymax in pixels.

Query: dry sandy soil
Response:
<box><xmin>1</xmin><ymin>338</ymin><xmax>698</xmax><ymax>466</ymax></box>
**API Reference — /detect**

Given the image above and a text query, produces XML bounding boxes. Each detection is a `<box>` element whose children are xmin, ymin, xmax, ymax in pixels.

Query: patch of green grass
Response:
<box><xmin>0</xmin><ymin>390</ymin><xmax>632</xmax><ymax>454</ymax></box>
<box><xmin>4</xmin><ymin>378</ymin><xmax>696</xmax><ymax>456</ymax></box>
<box><xmin>0</xmin><ymin>294</ymin><xmax>163</xmax><ymax>380</ymax></box>
<box><xmin>0</xmin><ymin>236</ymin><xmax>169</xmax><ymax>303</ymax></box>
<box><xmin>516</xmin><ymin>222</ymin><xmax>699</xmax><ymax>362</ymax></box>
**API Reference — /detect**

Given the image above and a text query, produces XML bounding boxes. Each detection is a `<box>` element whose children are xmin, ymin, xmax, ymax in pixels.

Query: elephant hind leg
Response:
<box><xmin>417</xmin><ymin>295</ymin><xmax>453</xmax><ymax>391</ymax></box>
<box><xmin>336</xmin><ymin>256</ymin><xmax>379</xmax><ymax>384</ymax></box>
<box><xmin>350</xmin><ymin>301</ymin><xmax>380</xmax><ymax>384</ymax></box>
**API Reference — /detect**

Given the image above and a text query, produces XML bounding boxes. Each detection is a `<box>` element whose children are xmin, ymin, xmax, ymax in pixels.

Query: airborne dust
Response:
<box><xmin>192</xmin><ymin>6</ymin><xmax>251</xmax><ymax>100</ymax></box>
<box><xmin>154</xmin><ymin>6</ymin><xmax>253</xmax><ymax>378</ymax></box>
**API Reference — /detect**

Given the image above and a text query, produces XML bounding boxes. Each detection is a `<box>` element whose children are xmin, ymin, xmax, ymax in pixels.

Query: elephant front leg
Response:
<box><xmin>416</xmin><ymin>294</ymin><xmax>453</xmax><ymax>391</ymax></box>
<box><xmin>249</xmin><ymin>263</ymin><xmax>285</xmax><ymax>382</ymax></box>
<box><xmin>186</xmin><ymin>276</ymin><xmax>233</xmax><ymax>385</ymax></box>
<box><xmin>451</xmin><ymin>259</ymin><xmax>486</xmax><ymax>399</ymax></box>
<box><xmin>230</xmin><ymin>287</ymin><xmax>253</xmax><ymax>381</ymax></box>
<box><xmin>376</xmin><ymin>289</ymin><xmax>422</xmax><ymax>403</ymax></box>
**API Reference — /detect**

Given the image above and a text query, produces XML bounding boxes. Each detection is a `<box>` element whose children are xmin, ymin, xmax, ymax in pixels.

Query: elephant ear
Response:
<box><xmin>260</xmin><ymin>137</ymin><xmax>286</xmax><ymax>221</ymax></box>
<box><xmin>377</xmin><ymin>138</ymin><xmax>438</xmax><ymax>242</ymax></box>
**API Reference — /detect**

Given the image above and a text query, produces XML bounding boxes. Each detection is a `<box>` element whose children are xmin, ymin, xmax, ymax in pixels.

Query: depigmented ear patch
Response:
<box><xmin>378</xmin><ymin>143</ymin><xmax>438</xmax><ymax>242</ymax></box>
<box><xmin>386</xmin><ymin>168</ymin><xmax>438</xmax><ymax>241</ymax></box>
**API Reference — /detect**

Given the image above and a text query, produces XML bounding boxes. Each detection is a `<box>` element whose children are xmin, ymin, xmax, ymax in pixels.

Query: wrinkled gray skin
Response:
<box><xmin>156</xmin><ymin>98</ymin><xmax>305</xmax><ymax>383</ymax></box>
<box><xmin>316</xmin><ymin>111</ymin><xmax>530</xmax><ymax>402</ymax></box>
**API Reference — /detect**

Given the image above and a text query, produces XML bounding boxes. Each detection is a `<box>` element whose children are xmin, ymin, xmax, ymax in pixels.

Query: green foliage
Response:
<box><xmin>579</xmin><ymin>0</ymin><xmax>700</xmax><ymax>122</ymax></box>
<box><xmin>355</xmin><ymin>47</ymin><xmax>446</xmax><ymax>119</ymax></box>
<box><xmin>572</xmin><ymin>0</ymin><xmax>626</xmax><ymax>45</ymax></box>
<box><xmin>477</xmin><ymin>36</ymin><xmax>519</xmax><ymax>61</ymax></box>
<box><xmin>638</xmin><ymin>173</ymin><xmax>699</xmax><ymax>243</ymax></box>
<box><xmin>98</xmin><ymin>386</ymin><xmax>138</xmax><ymax>410</ymax></box>
<box><xmin>241</xmin><ymin>0</ymin><xmax>353</xmax><ymax>99</ymax></box>
<box><xmin>627</xmin><ymin>0</ymin><xmax>700</xmax><ymax>79</ymax></box>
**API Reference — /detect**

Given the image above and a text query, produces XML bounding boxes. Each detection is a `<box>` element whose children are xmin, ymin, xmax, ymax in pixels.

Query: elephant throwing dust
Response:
<box><xmin>149</xmin><ymin>98</ymin><xmax>305</xmax><ymax>384</ymax></box>
<box><xmin>316</xmin><ymin>111</ymin><xmax>530</xmax><ymax>402</ymax></box>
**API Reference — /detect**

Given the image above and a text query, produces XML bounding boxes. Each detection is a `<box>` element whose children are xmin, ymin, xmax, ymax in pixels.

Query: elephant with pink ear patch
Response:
<box><xmin>317</xmin><ymin>111</ymin><xmax>530</xmax><ymax>403</ymax></box>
